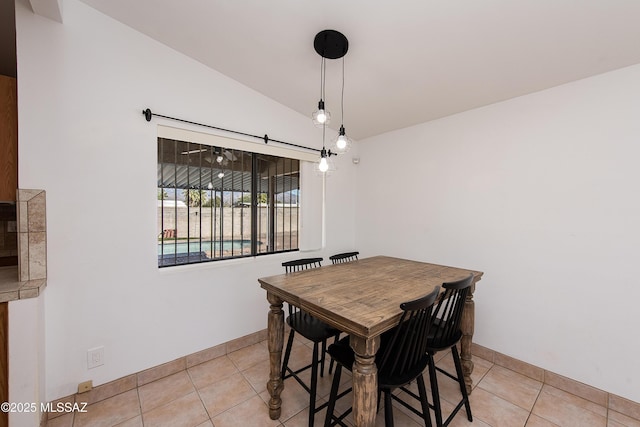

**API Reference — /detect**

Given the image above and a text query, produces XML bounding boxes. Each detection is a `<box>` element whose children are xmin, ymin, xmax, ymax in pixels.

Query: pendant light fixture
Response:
<box><xmin>312</xmin><ymin>56</ymin><xmax>331</xmax><ymax>127</ymax></box>
<box><xmin>313</xmin><ymin>29</ymin><xmax>349</xmax><ymax>173</ymax></box>
<box><xmin>333</xmin><ymin>57</ymin><xmax>352</xmax><ymax>153</ymax></box>
<box><xmin>316</xmin><ymin>124</ymin><xmax>335</xmax><ymax>175</ymax></box>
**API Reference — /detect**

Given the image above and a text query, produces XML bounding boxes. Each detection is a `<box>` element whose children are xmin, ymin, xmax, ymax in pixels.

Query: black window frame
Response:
<box><xmin>157</xmin><ymin>137</ymin><xmax>300</xmax><ymax>267</ymax></box>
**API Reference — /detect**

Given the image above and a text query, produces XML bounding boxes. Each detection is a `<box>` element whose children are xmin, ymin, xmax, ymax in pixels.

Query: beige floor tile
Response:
<box><xmin>141</xmin><ymin>392</ymin><xmax>209</xmax><ymax>427</ymax></box>
<box><xmin>47</xmin><ymin>395</ymin><xmax>76</xmax><ymax>422</ymax></box>
<box><xmin>259</xmin><ymin>377</ymin><xmax>314</xmax><ymax>422</ymax></box>
<box><xmin>227</xmin><ymin>332</ymin><xmax>266</xmax><ymax>353</ymax></box>
<box><xmin>532</xmin><ymin>386</ymin><xmax>607</xmax><ymax>427</ymax></box>
<box><xmin>138</xmin><ymin>370</ymin><xmax>195</xmax><ymax>413</ymax></box>
<box><xmin>424</xmin><ymin>367</ymin><xmax>469</xmax><ymax>408</ymax></box>
<box><xmin>241</xmin><ymin>358</ymin><xmax>271</xmax><ymax>393</ymax></box>
<box><xmin>188</xmin><ymin>355</ymin><xmax>239</xmax><ymax>389</ymax></box>
<box><xmin>316</xmin><ymin>390</ymin><xmax>363</xmax><ymax>427</ymax></box>
<box><xmin>608</xmin><ymin>410</ymin><xmax>640</xmax><ymax>427</ymax></box>
<box><xmin>381</xmin><ymin>393</ymin><xmax>431</xmax><ymax>427</ymax></box>
<box><xmin>609</xmin><ymin>395</ymin><xmax>640</xmax><ymax>422</ymax></box>
<box><xmin>283</xmin><ymin>342</ymin><xmax>314</xmax><ymax>373</ymax></box>
<box><xmin>477</xmin><ymin>365</ymin><xmax>543</xmax><ymax>411</ymax></box>
<box><xmin>114</xmin><ymin>414</ymin><xmax>143</xmax><ymax>427</ymax></box>
<box><xmin>137</xmin><ymin>358</ymin><xmax>186</xmax><ymax>387</ymax></box>
<box><xmin>211</xmin><ymin>395</ymin><xmax>282</xmax><ymax>427</ymax></box>
<box><xmin>45</xmin><ymin>412</ymin><xmax>73</xmax><ymax>427</ymax></box>
<box><xmin>80</xmin><ymin>375</ymin><xmax>137</xmax><ymax>406</ymax></box>
<box><xmin>73</xmin><ymin>389</ymin><xmax>141</xmax><ymax>427</ymax></box>
<box><xmin>539</xmin><ymin>384</ymin><xmax>607</xmax><ymax>417</ymax></box>
<box><xmin>186</xmin><ymin>344</ymin><xmax>226</xmax><ymax>369</ymax></box>
<box><xmin>228</xmin><ymin>342</ymin><xmax>270</xmax><ymax>371</ymax></box>
<box><xmin>372</xmin><ymin>405</ymin><xmax>423</xmax><ymax>427</ymax></box>
<box><xmin>525</xmin><ymin>414</ymin><xmax>559</xmax><ymax>426</ymax></box>
<box><xmin>282</xmin><ymin>405</ymin><xmax>330</xmax><ymax>427</ymax></box>
<box><xmin>292</xmin><ymin>364</ymin><xmax>339</xmax><ymax>400</ymax></box>
<box><xmin>544</xmin><ymin>371</ymin><xmax>607</xmax><ymax>407</ymax></box>
<box><xmin>289</xmin><ymin>330</ymin><xmax>313</xmax><ymax>347</ymax></box>
<box><xmin>469</xmin><ymin>356</ymin><xmax>495</xmax><ymax>389</ymax></box>
<box><xmin>52</xmin><ymin>337</ymin><xmax>633</xmax><ymax>427</ymax></box>
<box><xmin>495</xmin><ymin>353</ymin><xmax>544</xmax><ymax>383</ymax></box>
<box><xmin>432</xmin><ymin>350</ymin><xmax>493</xmax><ymax>391</ymax></box>
<box><xmin>466</xmin><ymin>387</ymin><xmax>529</xmax><ymax>427</ymax></box>
<box><xmin>393</xmin><ymin>386</ymin><xmax>477</xmax><ymax>427</ymax></box>
<box><xmin>198</xmin><ymin>371</ymin><xmax>256</xmax><ymax>418</ymax></box>
<box><xmin>447</xmin><ymin>408</ymin><xmax>492</xmax><ymax>427</ymax></box>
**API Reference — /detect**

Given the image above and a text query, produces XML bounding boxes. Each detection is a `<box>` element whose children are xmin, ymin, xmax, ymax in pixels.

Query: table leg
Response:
<box><xmin>460</xmin><ymin>280</ymin><xmax>477</xmax><ymax>394</ymax></box>
<box><xmin>349</xmin><ymin>335</ymin><xmax>380</xmax><ymax>427</ymax></box>
<box><xmin>266</xmin><ymin>292</ymin><xmax>284</xmax><ymax>420</ymax></box>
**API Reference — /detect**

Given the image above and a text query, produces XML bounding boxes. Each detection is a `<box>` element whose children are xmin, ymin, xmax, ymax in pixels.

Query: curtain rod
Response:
<box><xmin>142</xmin><ymin>108</ymin><xmax>336</xmax><ymax>156</ymax></box>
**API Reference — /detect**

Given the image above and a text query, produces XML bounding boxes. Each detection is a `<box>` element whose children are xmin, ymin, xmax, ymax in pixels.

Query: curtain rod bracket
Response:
<box><xmin>264</xmin><ymin>134</ymin><xmax>269</xmax><ymax>144</ymax></box>
<box><xmin>143</xmin><ymin>108</ymin><xmax>153</xmax><ymax>122</ymax></box>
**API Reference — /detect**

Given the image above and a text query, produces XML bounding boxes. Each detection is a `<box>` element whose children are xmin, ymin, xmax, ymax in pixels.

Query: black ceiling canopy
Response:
<box><xmin>314</xmin><ymin>30</ymin><xmax>349</xmax><ymax>59</ymax></box>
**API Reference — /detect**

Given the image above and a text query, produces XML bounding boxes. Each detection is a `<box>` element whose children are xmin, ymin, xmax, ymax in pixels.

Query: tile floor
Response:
<box><xmin>46</xmin><ymin>335</ymin><xmax>639</xmax><ymax>427</ymax></box>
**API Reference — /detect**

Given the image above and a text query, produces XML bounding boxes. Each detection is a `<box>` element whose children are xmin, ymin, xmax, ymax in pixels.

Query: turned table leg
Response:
<box><xmin>266</xmin><ymin>292</ymin><xmax>284</xmax><ymax>420</ymax></box>
<box><xmin>350</xmin><ymin>335</ymin><xmax>380</xmax><ymax>427</ymax></box>
<box><xmin>460</xmin><ymin>280</ymin><xmax>477</xmax><ymax>394</ymax></box>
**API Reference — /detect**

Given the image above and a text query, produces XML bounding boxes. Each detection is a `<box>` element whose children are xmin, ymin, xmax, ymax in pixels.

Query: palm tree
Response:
<box><xmin>184</xmin><ymin>189</ymin><xmax>208</xmax><ymax>207</ymax></box>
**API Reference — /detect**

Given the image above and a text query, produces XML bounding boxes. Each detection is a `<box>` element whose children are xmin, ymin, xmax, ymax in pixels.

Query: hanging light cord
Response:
<box><xmin>320</xmin><ymin>56</ymin><xmax>326</xmax><ymax>103</ymax></box>
<box><xmin>322</xmin><ymin>120</ymin><xmax>326</xmax><ymax>151</ymax></box>
<box><xmin>320</xmin><ymin>56</ymin><xmax>329</xmax><ymax>153</ymax></box>
<box><xmin>340</xmin><ymin>57</ymin><xmax>345</xmax><ymax>125</ymax></box>
<box><xmin>142</xmin><ymin>108</ymin><xmax>335</xmax><ymax>156</ymax></box>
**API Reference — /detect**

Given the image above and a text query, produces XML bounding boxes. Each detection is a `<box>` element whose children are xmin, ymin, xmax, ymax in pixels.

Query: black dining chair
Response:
<box><xmin>281</xmin><ymin>258</ymin><xmax>340</xmax><ymax>427</ymax></box>
<box><xmin>329</xmin><ymin>251</ymin><xmax>359</xmax><ymax>264</ymax></box>
<box><xmin>323</xmin><ymin>286</ymin><xmax>440</xmax><ymax>427</ymax></box>
<box><xmin>424</xmin><ymin>274</ymin><xmax>474</xmax><ymax>427</ymax></box>
<box><xmin>326</xmin><ymin>250</ymin><xmax>359</xmax><ymax>373</ymax></box>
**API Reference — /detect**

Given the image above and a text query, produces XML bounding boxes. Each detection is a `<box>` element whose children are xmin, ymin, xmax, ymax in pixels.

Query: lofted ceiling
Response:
<box><xmin>74</xmin><ymin>0</ymin><xmax>640</xmax><ymax>140</ymax></box>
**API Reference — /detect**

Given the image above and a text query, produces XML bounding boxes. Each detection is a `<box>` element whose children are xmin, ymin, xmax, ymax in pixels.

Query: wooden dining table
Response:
<box><xmin>258</xmin><ymin>255</ymin><xmax>483</xmax><ymax>427</ymax></box>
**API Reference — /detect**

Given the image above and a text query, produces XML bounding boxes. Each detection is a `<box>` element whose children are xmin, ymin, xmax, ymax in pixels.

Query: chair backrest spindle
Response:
<box><xmin>429</xmin><ymin>274</ymin><xmax>474</xmax><ymax>350</ymax></box>
<box><xmin>282</xmin><ymin>258</ymin><xmax>323</xmax><ymax>316</ymax></box>
<box><xmin>282</xmin><ymin>257</ymin><xmax>323</xmax><ymax>273</ymax></box>
<box><xmin>329</xmin><ymin>251</ymin><xmax>359</xmax><ymax>264</ymax></box>
<box><xmin>377</xmin><ymin>286</ymin><xmax>439</xmax><ymax>383</ymax></box>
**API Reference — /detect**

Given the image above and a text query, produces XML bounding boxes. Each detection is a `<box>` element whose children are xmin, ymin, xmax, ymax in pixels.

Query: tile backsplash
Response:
<box><xmin>17</xmin><ymin>189</ymin><xmax>47</xmax><ymax>281</ymax></box>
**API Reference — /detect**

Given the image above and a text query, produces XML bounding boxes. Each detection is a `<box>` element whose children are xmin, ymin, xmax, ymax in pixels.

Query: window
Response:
<box><xmin>157</xmin><ymin>137</ymin><xmax>300</xmax><ymax>267</ymax></box>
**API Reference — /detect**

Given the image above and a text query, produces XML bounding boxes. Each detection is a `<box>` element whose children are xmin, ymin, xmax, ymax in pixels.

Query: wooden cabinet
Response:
<box><xmin>0</xmin><ymin>76</ymin><xmax>17</xmax><ymax>201</ymax></box>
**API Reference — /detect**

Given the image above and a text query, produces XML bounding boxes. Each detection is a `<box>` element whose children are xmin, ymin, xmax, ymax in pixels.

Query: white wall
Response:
<box><xmin>9</xmin><ymin>295</ymin><xmax>45</xmax><ymax>427</ymax></box>
<box><xmin>15</xmin><ymin>0</ymin><xmax>357</xmax><ymax>401</ymax></box>
<box><xmin>356</xmin><ymin>64</ymin><xmax>640</xmax><ymax>402</ymax></box>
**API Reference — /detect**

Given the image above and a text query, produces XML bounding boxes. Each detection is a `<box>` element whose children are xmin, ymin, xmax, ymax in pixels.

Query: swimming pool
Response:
<box><xmin>158</xmin><ymin>239</ymin><xmax>253</xmax><ymax>255</ymax></box>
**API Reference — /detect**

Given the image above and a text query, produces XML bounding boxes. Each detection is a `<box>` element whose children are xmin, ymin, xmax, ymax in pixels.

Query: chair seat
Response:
<box><xmin>427</xmin><ymin>319</ymin><xmax>463</xmax><ymax>352</ymax></box>
<box><xmin>324</xmin><ymin>288</ymin><xmax>440</xmax><ymax>427</ymax></box>
<box><xmin>287</xmin><ymin>311</ymin><xmax>339</xmax><ymax>342</ymax></box>
<box><xmin>327</xmin><ymin>335</ymin><xmax>429</xmax><ymax>389</ymax></box>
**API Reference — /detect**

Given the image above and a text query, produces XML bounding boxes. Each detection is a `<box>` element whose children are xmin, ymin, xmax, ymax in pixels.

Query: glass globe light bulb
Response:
<box><xmin>218</xmin><ymin>171</ymin><xmax>225</xmax><ymax>179</ymax></box>
<box><xmin>332</xmin><ymin>125</ymin><xmax>352</xmax><ymax>153</ymax></box>
<box><xmin>318</xmin><ymin>157</ymin><xmax>329</xmax><ymax>172</ymax></box>
<box><xmin>312</xmin><ymin>99</ymin><xmax>331</xmax><ymax>127</ymax></box>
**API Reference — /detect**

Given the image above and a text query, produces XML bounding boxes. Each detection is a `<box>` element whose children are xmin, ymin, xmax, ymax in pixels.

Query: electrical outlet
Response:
<box><xmin>78</xmin><ymin>380</ymin><xmax>93</xmax><ymax>393</ymax></box>
<box><xmin>87</xmin><ymin>346</ymin><xmax>104</xmax><ymax>369</ymax></box>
